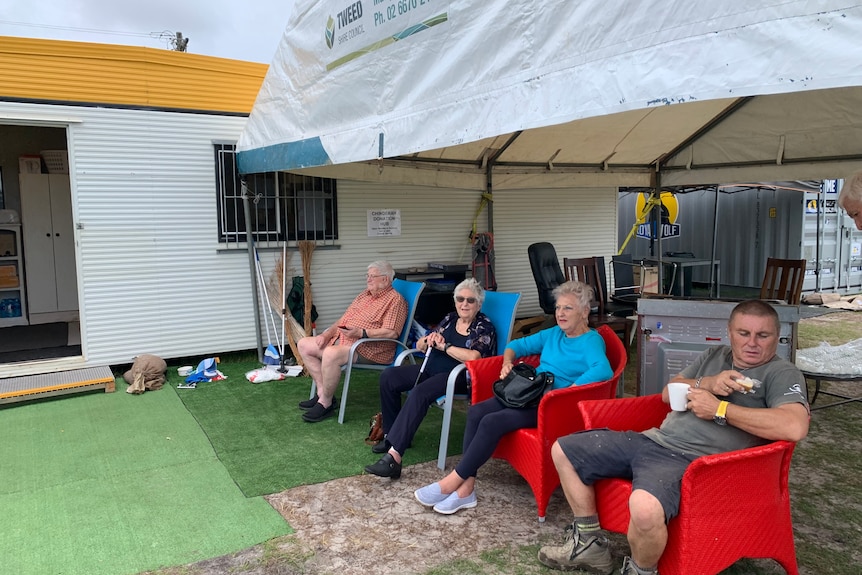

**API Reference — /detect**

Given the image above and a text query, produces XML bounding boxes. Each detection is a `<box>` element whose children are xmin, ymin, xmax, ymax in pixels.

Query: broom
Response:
<box><xmin>298</xmin><ymin>240</ymin><xmax>317</xmax><ymax>337</ymax></box>
<box><xmin>266</xmin><ymin>249</ymin><xmax>305</xmax><ymax>368</ymax></box>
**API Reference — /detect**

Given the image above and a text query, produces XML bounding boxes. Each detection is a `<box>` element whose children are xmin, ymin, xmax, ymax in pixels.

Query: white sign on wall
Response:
<box><xmin>367</xmin><ymin>209</ymin><xmax>401</xmax><ymax>237</ymax></box>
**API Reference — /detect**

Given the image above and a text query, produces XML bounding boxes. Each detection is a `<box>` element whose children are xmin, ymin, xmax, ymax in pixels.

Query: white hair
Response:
<box><xmin>367</xmin><ymin>260</ymin><xmax>395</xmax><ymax>280</ymax></box>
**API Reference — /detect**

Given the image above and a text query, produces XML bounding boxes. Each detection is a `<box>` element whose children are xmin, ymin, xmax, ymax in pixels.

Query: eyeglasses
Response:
<box><xmin>455</xmin><ymin>296</ymin><xmax>478</xmax><ymax>304</ymax></box>
<box><xmin>554</xmin><ymin>305</ymin><xmax>576</xmax><ymax>312</ymax></box>
<box><xmin>366</xmin><ymin>274</ymin><xmax>386</xmax><ymax>279</ymax></box>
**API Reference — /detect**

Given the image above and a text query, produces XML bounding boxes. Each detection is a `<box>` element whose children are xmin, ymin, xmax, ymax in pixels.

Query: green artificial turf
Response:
<box><xmin>174</xmin><ymin>361</ymin><xmax>466</xmax><ymax>497</ymax></box>
<box><xmin>0</xmin><ymin>383</ymin><xmax>289</xmax><ymax>575</ymax></box>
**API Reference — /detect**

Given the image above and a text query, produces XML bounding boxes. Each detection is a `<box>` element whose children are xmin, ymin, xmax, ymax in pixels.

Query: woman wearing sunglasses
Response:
<box><xmin>365</xmin><ymin>277</ymin><xmax>496</xmax><ymax>479</ymax></box>
<box><xmin>413</xmin><ymin>280</ymin><xmax>613</xmax><ymax>514</ymax></box>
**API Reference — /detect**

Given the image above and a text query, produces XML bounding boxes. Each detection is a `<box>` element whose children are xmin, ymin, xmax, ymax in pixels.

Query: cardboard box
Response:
<box><xmin>802</xmin><ymin>292</ymin><xmax>842</xmax><ymax>305</ymax></box>
<box><xmin>19</xmin><ymin>155</ymin><xmax>42</xmax><ymax>174</ymax></box>
<box><xmin>0</xmin><ymin>264</ymin><xmax>17</xmax><ymax>277</ymax></box>
<box><xmin>0</xmin><ymin>275</ymin><xmax>19</xmax><ymax>289</ymax></box>
<box><xmin>641</xmin><ymin>266</ymin><xmax>660</xmax><ymax>294</ymax></box>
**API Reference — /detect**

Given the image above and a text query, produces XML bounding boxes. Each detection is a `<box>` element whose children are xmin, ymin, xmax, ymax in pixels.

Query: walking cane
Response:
<box><xmin>412</xmin><ymin>346</ymin><xmax>433</xmax><ymax>388</ymax></box>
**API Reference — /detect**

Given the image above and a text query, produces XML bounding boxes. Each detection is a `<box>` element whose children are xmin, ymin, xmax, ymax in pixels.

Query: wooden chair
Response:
<box><xmin>760</xmin><ymin>258</ymin><xmax>806</xmax><ymax>304</ymax></box>
<box><xmin>562</xmin><ymin>256</ymin><xmax>634</xmax><ymax>347</ymax></box>
<box><xmin>464</xmin><ymin>324</ymin><xmax>627</xmax><ymax>521</ymax></box>
<box><xmin>578</xmin><ymin>394</ymin><xmax>799</xmax><ymax>575</ymax></box>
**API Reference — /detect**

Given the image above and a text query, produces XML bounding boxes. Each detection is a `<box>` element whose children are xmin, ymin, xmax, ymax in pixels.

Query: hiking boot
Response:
<box><xmin>537</xmin><ymin>522</ymin><xmax>615</xmax><ymax>574</ymax></box>
<box><xmin>620</xmin><ymin>556</ymin><xmax>657</xmax><ymax>575</ymax></box>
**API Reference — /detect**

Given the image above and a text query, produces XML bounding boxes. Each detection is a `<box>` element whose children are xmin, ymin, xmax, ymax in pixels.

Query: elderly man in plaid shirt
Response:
<box><xmin>297</xmin><ymin>260</ymin><xmax>408</xmax><ymax>422</ymax></box>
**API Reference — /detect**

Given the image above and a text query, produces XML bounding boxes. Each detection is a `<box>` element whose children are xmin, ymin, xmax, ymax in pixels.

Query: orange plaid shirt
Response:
<box><xmin>332</xmin><ymin>286</ymin><xmax>408</xmax><ymax>364</ymax></box>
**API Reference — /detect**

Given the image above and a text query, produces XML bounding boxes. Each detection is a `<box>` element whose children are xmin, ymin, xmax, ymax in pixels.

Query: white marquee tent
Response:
<box><xmin>238</xmin><ymin>0</ymin><xmax>862</xmax><ymax>191</ymax></box>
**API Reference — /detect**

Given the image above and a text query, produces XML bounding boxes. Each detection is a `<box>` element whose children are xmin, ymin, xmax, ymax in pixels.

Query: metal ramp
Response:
<box><xmin>0</xmin><ymin>366</ymin><xmax>115</xmax><ymax>404</ymax></box>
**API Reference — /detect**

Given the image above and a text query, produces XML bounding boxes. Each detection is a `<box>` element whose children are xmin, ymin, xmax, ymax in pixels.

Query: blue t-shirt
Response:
<box><xmin>505</xmin><ymin>326</ymin><xmax>613</xmax><ymax>388</ymax></box>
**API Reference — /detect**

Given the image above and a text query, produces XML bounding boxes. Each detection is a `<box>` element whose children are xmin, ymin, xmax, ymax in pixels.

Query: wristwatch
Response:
<box><xmin>444</xmin><ymin>342</ymin><xmax>453</xmax><ymax>352</ymax></box>
<box><xmin>713</xmin><ymin>400</ymin><xmax>729</xmax><ymax>426</ymax></box>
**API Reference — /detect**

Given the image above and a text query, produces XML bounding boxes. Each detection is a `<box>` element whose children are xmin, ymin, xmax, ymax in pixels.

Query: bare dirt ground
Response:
<box><xmin>178</xmin><ymin>457</ymin><xmax>581</xmax><ymax>575</ymax></box>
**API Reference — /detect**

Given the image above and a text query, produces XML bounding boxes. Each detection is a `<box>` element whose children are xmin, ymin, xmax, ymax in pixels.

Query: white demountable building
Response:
<box><xmin>237</xmin><ymin>0</ymin><xmax>862</xmax><ymax>326</ymax></box>
<box><xmin>0</xmin><ymin>37</ymin><xmax>268</xmax><ymax>379</ymax></box>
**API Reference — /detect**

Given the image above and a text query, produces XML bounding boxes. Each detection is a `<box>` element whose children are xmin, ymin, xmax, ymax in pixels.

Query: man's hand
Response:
<box><xmin>685</xmin><ymin>387</ymin><xmax>723</xmax><ymax>420</ymax></box>
<box><xmin>696</xmin><ymin>370</ymin><xmax>749</xmax><ymax>397</ymax></box>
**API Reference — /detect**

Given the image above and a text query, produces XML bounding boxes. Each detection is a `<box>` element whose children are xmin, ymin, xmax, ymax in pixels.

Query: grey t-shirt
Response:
<box><xmin>643</xmin><ymin>346</ymin><xmax>809</xmax><ymax>457</ymax></box>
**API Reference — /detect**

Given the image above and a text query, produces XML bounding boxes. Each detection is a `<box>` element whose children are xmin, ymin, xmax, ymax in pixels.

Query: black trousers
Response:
<box><xmin>378</xmin><ymin>363</ymin><xmax>467</xmax><ymax>455</ymax></box>
<box><xmin>454</xmin><ymin>396</ymin><xmax>538</xmax><ymax>480</ymax></box>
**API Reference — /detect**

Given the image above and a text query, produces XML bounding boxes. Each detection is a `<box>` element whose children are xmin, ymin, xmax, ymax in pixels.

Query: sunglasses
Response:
<box><xmin>455</xmin><ymin>296</ymin><xmax>477</xmax><ymax>304</ymax></box>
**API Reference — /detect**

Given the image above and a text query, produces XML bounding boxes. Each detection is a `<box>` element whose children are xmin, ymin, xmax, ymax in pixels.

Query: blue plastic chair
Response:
<box><xmin>394</xmin><ymin>289</ymin><xmax>521</xmax><ymax>469</ymax></box>
<box><xmin>308</xmin><ymin>278</ymin><xmax>425</xmax><ymax>424</ymax></box>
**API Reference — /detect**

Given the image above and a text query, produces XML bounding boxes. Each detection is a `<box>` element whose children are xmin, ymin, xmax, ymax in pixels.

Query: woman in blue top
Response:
<box><xmin>414</xmin><ymin>280</ymin><xmax>613</xmax><ymax>515</ymax></box>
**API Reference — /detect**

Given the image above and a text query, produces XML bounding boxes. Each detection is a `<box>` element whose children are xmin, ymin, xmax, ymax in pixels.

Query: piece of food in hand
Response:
<box><xmin>736</xmin><ymin>376</ymin><xmax>762</xmax><ymax>393</ymax></box>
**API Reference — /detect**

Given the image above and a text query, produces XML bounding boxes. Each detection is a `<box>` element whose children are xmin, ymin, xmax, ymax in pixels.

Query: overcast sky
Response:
<box><xmin>0</xmin><ymin>0</ymin><xmax>292</xmax><ymax>63</ymax></box>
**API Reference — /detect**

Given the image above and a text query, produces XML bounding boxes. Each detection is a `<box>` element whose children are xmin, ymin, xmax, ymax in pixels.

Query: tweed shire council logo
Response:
<box><xmin>325</xmin><ymin>15</ymin><xmax>336</xmax><ymax>49</ymax></box>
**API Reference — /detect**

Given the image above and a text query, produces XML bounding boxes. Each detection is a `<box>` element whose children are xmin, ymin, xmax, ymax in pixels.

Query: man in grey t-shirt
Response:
<box><xmin>537</xmin><ymin>300</ymin><xmax>810</xmax><ymax>575</ymax></box>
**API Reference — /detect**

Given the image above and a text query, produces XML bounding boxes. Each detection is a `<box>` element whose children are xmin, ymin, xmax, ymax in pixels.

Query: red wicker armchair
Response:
<box><xmin>465</xmin><ymin>324</ymin><xmax>627</xmax><ymax>521</ymax></box>
<box><xmin>578</xmin><ymin>394</ymin><xmax>799</xmax><ymax>575</ymax></box>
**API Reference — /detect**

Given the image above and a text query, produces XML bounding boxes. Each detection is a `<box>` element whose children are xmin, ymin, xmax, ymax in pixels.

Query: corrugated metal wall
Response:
<box><xmin>618</xmin><ymin>188</ymin><xmax>805</xmax><ymax>288</ymax></box>
<box><xmin>278</xmin><ymin>184</ymin><xmax>620</xmax><ymax>330</ymax></box>
<box><xmin>47</xmin><ymin>101</ymin><xmax>256</xmax><ymax>365</ymax></box>
<box><xmin>290</xmin><ymin>181</ymin><xmax>486</xmax><ymax>330</ymax></box>
<box><xmin>494</xmin><ymin>187</ymin><xmax>620</xmax><ymax>318</ymax></box>
<box><xmin>2</xmin><ymin>106</ymin><xmax>620</xmax><ymax>366</ymax></box>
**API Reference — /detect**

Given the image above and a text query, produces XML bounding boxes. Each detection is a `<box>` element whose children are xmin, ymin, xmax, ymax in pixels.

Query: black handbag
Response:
<box><xmin>493</xmin><ymin>362</ymin><xmax>555</xmax><ymax>409</ymax></box>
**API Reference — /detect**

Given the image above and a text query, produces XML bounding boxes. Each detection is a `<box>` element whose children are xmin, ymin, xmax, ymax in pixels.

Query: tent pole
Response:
<box><xmin>710</xmin><ymin>185</ymin><xmax>719</xmax><ymax>298</ymax></box>
<box><xmin>486</xmin><ymin>161</ymin><xmax>494</xmax><ymax>233</ymax></box>
<box><xmin>242</xmin><ymin>181</ymin><xmax>265</xmax><ymax>363</ymax></box>
<box><xmin>483</xmin><ymin>131</ymin><xmax>520</xmax><ymax>235</ymax></box>
<box><xmin>816</xmin><ymin>182</ymin><xmax>823</xmax><ymax>292</ymax></box>
<box><xmin>652</xmin><ymin>169</ymin><xmax>664</xmax><ymax>291</ymax></box>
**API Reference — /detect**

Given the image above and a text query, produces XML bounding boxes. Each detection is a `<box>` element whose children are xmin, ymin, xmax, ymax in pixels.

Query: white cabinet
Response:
<box><xmin>18</xmin><ymin>174</ymin><xmax>79</xmax><ymax>324</ymax></box>
<box><xmin>0</xmin><ymin>224</ymin><xmax>28</xmax><ymax>327</ymax></box>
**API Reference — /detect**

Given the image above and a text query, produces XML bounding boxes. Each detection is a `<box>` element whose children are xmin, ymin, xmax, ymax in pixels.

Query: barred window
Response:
<box><xmin>215</xmin><ymin>143</ymin><xmax>338</xmax><ymax>246</ymax></box>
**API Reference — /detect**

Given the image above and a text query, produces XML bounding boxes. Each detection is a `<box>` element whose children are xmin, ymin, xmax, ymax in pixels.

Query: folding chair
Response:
<box><xmin>394</xmin><ymin>289</ymin><xmax>521</xmax><ymax>469</ymax></box>
<box><xmin>309</xmin><ymin>278</ymin><xmax>425</xmax><ymax>424</ymax></box>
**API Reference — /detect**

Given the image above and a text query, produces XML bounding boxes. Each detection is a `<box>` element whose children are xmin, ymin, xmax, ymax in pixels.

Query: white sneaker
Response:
<box><xmin>414</xmin><ymin>482</ymin><xmax>449</xmax><ymax>507</ymax></box>
<box><xmin>432</xmin><ymin>490</ymin><xmax>477</xmax><ymax>514</ymax></box>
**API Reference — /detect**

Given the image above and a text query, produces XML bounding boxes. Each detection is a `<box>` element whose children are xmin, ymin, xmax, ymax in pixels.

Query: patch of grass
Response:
<box><xmin>797</xmin><ymin>311</ymin><xmax>862</xmax><ymax>348</ymax></box>
<box><xmin>425</xmin><ymin>545</ymin><xmax>548</xmax><ymax>575</ymax></box>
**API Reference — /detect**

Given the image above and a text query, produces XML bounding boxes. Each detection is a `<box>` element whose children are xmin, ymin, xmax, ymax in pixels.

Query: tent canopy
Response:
<box><xmin>237</xmin><ymin>0</ymin><xmax>862</xmax><ymax>188</ymax></box>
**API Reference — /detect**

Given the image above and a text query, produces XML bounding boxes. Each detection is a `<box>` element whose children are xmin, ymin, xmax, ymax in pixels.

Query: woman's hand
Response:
<box><xmin>426</xmin><ymin>332</ymin><xmax>445</xmax><ymax>351</ymax></box>
<box><xmin>499</xmin><ymin>360</ymin><xmax>514</xmax><ymax>380</ymax></box>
